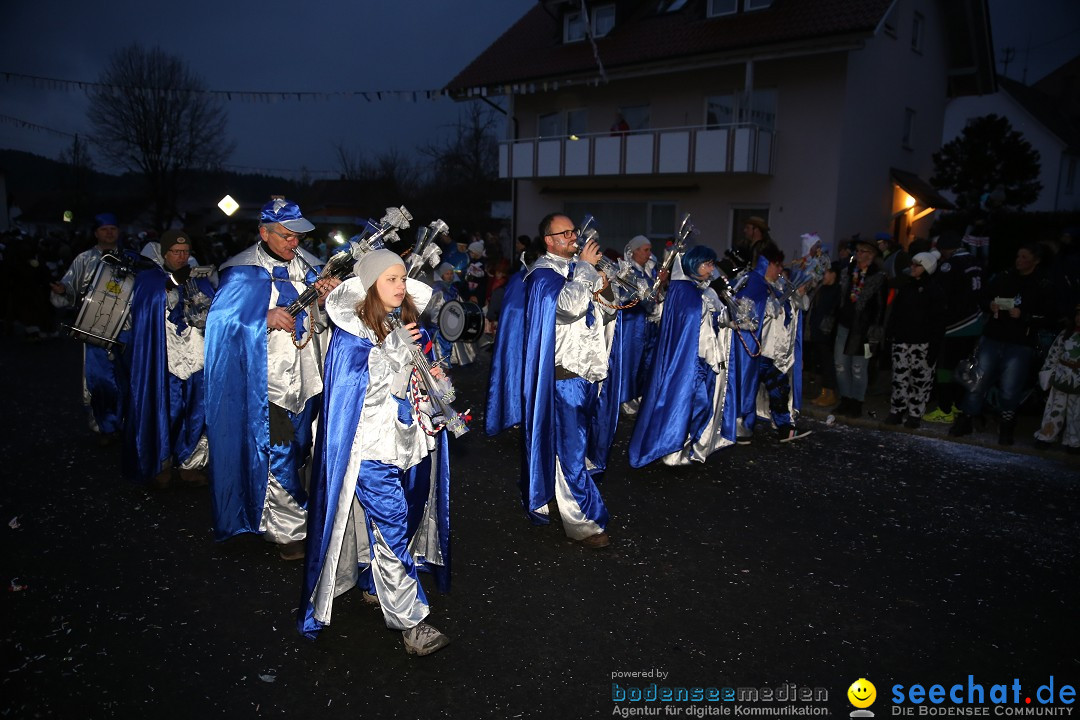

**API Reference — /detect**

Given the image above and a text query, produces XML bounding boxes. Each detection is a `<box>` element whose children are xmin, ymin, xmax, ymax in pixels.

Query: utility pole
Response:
<box><xmin>1000</xmin><ymin>47</ymin><xmax>1015</xmax><ymax>78</ymax></box>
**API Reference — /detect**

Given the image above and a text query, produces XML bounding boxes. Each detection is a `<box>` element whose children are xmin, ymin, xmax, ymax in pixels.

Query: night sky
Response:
<box><xmin>0</xmin><ymin>0</ymin><xmax>1076</xmax><ymax>179</ymax></box>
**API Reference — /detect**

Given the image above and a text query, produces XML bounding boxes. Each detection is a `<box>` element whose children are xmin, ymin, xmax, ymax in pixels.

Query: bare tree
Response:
<box><xmin>87</xmin><ymin>43</ymin><xmax>233</xmax><ymax>230</ymax></box>
<box><xmin>57</xmin><ymin>134</ymin><xmax>95</xmax><ymax>224</ymax></box>
<box><xmin>419</xmin><ymin>102</ymin><xmax>502</xmax><ymax>233</ymax></box>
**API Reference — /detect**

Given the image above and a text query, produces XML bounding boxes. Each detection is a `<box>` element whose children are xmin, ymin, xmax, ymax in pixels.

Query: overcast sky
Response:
<box><xmin>0</xmin><ymin>0</ymin><xmax>1077</xmax><ymax>180</ymax></box>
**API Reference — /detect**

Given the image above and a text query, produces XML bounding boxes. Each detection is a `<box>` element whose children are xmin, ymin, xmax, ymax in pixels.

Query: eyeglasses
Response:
<box><xmin>545</xmin><ymin>228</ymin><xmax>578</xmax><ymax>241</ymax></box>
<box><xmin>270</xmin><ymin>227</ymin><xmax>306</xmax><ymax>243</ymax></box>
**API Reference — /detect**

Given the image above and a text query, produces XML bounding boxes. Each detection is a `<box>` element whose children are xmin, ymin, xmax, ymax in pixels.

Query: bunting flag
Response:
<box><xmin>1</xmin><ymin>71</ymin><xmax>452</xmax><ymax>103</ymax></box>
<box><xmin>2</xmin><ymin>69</ymin><xmax>608</xmax><ymax>102</ymax></box>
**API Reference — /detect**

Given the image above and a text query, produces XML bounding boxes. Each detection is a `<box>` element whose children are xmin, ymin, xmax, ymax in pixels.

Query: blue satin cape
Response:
<box><xmin>628</xmin><ymin>280</ymin><xmax>716</xmax><ymax>467</ymax></box>
<box><xmin>725</xmin><ymin>257</ymin><xmax>771</xmax><ymax>432</ymax></box>
<box><xmin>123</xmin><ymin>266</ymin><xmax>214</xmax><ymax>483</ymax></box>
<box><xmin>587</xmin><ymin>309</ymin><xmax>623</xmax><ymax>475</ymax></box>
<box><xmin>298</xmin><ymin>327</ymin><xmax>451</xmax><ymax>639</ymax></box>
<box><xmin>484</xmin><ymin>268</ymin><xmax>526</xmax><ymax>436</ymax></box>
<box><xmin>520</xmin><ymin>267</ymin><xmax>562</xmax><ymax>522</ymax></box>
<box><xmin>205</xmin><ymin>264</ymin><xmax>280</xmax><ymax>540</ymax></box>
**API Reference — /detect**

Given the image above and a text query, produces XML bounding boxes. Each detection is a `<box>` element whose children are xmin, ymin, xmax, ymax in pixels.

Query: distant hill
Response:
<box><xmin>0</xmin><ymin>148</ymin><xmax>304</xmax><ymax>228</ymax></box>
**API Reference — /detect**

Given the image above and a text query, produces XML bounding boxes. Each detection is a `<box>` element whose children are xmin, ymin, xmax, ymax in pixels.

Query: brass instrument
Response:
<box><xmin>284</xmin><ymin>206</ymin><xmax>412</xmax><ymax>323</ymax></box>
<box><xmin>166</xmin><ymin>265</ymin><xmax>215</xmax><ymax>330</ymax></box>
<box><xmin>406</xmin><ymin>219</ymin><xmax>449</xmax><ymax>278</ymax></box>
<box><xmin>651</xmin><ymin>213</ymin><xmax>696</xmax><ymax>302</ymax></box>
<box><xmin>386</xmin><ymin>311</ymin><xmax>469</xmax><ymax>438</ymax></box>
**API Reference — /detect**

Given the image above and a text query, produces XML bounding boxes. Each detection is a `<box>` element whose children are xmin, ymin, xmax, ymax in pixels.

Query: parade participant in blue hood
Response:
<box><xmin>630</xmin><ymin>245</ymin><xmax>733</xmax><ymax>466</ymax></box>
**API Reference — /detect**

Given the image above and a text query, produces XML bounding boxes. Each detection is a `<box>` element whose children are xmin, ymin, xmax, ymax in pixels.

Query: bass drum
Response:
<box><xmin>438</xmin><ymin>299</ymin><xmax>484</xmax><ymax>343</ymax></box>
<box><xmin>66</xmin><ymin>259</ymin><xmax>136</xmax><ymax>353</ymax></box>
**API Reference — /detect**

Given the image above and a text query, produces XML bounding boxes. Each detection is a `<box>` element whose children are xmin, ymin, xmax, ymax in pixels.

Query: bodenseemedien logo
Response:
<box><xmin>849</xmin><ymin>678</ymin><xmax>878</xmax><ymax>718</ymax></box>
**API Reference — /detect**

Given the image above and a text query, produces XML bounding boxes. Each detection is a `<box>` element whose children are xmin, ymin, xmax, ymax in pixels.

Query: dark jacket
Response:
<box><xmin>936</xmin><ymin>250</ymin><xmax>985</xmax><ymax>334</ymax></box>
<box><xmin>837</xmin><ymin>262</ymin><xmax>887</xmax><ymax>356</ymax></box>
<box><xmin>808</xmin><ymin>282</ymin><xmax>841</xmax><ymax>343</ymax></box>
<box><xmin>982</xmin><ymin>266</ymin><xmax>1056</xmax><ymax>347</ymax></box>
<box><xmin>887</xmin><ymin>272</ymin><xmax>947</xmax><ymax>345</ymax></box>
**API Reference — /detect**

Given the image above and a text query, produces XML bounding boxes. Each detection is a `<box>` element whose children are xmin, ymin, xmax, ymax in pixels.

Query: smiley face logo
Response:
<box><xmin>848</xmin><ymin>678</ymin><xmax>877</xmax><ymax>708</ymax></box>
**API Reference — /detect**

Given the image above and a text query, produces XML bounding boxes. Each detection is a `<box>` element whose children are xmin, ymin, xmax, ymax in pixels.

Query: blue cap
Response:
<box><xmin>94</xmin><ymin>213</ymin><xmax>118</xmax><ymax>229</ymax></box>
<box><xmin>260</xmin><ymin>198</ymin><xmax>315</xmax><ymax>233</ymax></box>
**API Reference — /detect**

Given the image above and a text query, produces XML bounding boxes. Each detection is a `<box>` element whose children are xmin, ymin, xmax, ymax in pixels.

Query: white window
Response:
<box><xmin>564</xmin><ymin>11</ymin><xmax>586</xmax><ymax>43</ymax></box>
<box><xmin>744</xmin><ymin>0</ymin><xmax>773</xmax><ymax>10</ymax></box>
<box><xmin>567</xmin><ymin>108</ymin><xmax>589</xmax><ymax>137</ymax></box>
<box><xmin>593</xmin><ymin>5</ymin><xmax>615</xmax><ymax>37</ymax></box>
<box><xmin>707</xmin><ymin>0</ymin><xmax>737</xmax><ymax>17</ymax></box>
<box><xmin>706</xmin><ymin>89</ymin><xmax>776</xmax><ymax>130</ymax></box>
<box><xmin>563</xmin><ymin>201</ymin><xmax>678</xmax><ymax>244</ymax></box>
<box><xmin>564</xmin><ymin>4</ymin><xmax>615</xmax><ymax>43</ymax></box>
<box><xmin>538</xmin><ymin>109</ymin><xmax>589</xmax><ymax>138</ymax></box>
<box><xmin>911</xmin><ymin>12</ymin><xmax>924</xmax><ymax>52</ymax></box>
<box><xmin>619</xmin><ymin>104</ymin><xmax>651</xmax><ymax>131</ymax></box>
<box><xmin>902</xmin><ymin>108</ymin><xmax>916</xmax><ymax>149</ymax></box>
<box><xmin>538</xmin><ymin>112</ymin><xmax>566</xmax><ymax>139</ymax></box>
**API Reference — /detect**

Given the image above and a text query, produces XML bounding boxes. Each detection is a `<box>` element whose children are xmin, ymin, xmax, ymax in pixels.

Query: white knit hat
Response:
<box><xmin>354</xmin><ymin>249</ymin><xmax>405</xmax><ymax>290</ymax></box>
<box><xmin>911</xmin><ymin>250</ymin><xmax>940</xmax><ymax>275</ymax></box>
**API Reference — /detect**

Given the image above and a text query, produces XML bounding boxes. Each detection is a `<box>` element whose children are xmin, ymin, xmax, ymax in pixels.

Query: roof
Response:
<box><xmin>998</xmin><ymin>75</ymin><xmax>1080</xmax><ymax>153</ymax></box>
<box><xmin>446</xmin><ymin>0</ymin><xmax>894</xmax><ymax>94</ymax></box>
<box><xmin>891</xmin><ymin>167</ymin><xmax>956</xmax><ymax>210</ymax></box>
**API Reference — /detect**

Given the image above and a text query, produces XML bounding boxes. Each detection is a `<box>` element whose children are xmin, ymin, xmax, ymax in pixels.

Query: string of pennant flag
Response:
<box><xmin>2</xmin><ymin>70</ymin><xmax>607</xmax><ymax>102</ymax></box>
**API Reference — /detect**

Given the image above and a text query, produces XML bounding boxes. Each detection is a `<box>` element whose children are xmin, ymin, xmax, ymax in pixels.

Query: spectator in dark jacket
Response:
<box><xmin>950</xmin><ymin>243</ymin><xmax>1058</xmax><ymax>445</ymax></box>
<box><xmin>923</xmin><ymin>232</ymin><xmax>986</xmax><ymax>424</ymax></box>
<box><xmin>833</xmin><ymin>238</ymin><xmax>888</xmax><ymax>418</ymax></box>
<box><xmin>808</xmin><ymin>263</ymin><xmax>841</xmax><ymax>408</ymax></box>
<box><xmin>885</xmin><ymin>251</ymin><xmax>947</xmax><ymax>428</ymax></box>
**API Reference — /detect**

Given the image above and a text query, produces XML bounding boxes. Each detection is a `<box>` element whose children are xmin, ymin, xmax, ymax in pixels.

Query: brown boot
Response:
<box><xmin>812</xmin><ymin>388</ymin><xmax>837</xmax><ymax>407</ymax></box>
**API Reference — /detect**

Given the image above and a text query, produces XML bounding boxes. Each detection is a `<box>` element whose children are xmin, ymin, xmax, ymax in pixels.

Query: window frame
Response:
<box><xmin>911</xmin><ymin>11</ymin><xmax>924</xmax><ymax>53</ymax></box>
<box><xmin>707</xmin><ymin>0</ymin><xmax>738</xmax><ymax>18</ymax></box>
<box><xmin>902</xmin><ymin>108</ymin><xmax>916</xmax><ymax>150</ymax></box>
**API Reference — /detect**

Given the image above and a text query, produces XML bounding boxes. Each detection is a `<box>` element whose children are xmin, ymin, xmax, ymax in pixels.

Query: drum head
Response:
<box><xmin>438</xmin><ymin>300</ymin><xmax>483</xmax><ymax>342</ymax></box>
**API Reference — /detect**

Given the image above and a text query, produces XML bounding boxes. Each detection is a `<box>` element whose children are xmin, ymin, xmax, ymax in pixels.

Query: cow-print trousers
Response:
<box><xmin>890</xmin><ymin>342</ymin><xmax>935</xmax><ymax>418</ymax></box>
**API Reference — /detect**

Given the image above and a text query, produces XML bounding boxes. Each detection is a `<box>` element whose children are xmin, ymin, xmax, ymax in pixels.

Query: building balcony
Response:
<box><xmin>498</xmin><ymin>124</ymin><xmax>774</xmax><ymax>180</ymax></box>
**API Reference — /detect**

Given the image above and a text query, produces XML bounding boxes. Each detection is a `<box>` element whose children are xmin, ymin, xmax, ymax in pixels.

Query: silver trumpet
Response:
<box><xmin>285</xmin><ymin>206</ymin><xmax>412</xmax><ymax>323</ymax></box>
<box><xmin>652</xmin><ymin>212</ymin><xmax>696</xmax><ymax>302</ymax></box>
<box><xmin>169</xmin><ymin>266</ymin><xmax>215</xmax><ymax>330</ymax></box>
<box><xmin>386</xmin><ymin>312</ymin><xmax>469</xmax><ymax>438</ymax></box>
<box><xmin>596</xmin><ymin>256</ymin><xmax>651</xmax><ymax>303</ymax></box>
<box><xmin>406</xmin><ymin>219</ymin><xmax>449</xmax><ymax>278</ymax></box>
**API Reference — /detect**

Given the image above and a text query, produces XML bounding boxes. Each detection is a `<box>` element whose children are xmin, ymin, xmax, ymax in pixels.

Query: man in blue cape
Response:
<box><xmin>521</xmin><ymin>213</ymin><xmax>613</xmax><ymax>549</ymax></box>
<box><xmin>123</xmin><ymin>229</ymin><xmax>216</xmax><ymax>488</ymax></box>
<box><xmin>204</xmin><ymin>199</ymin><xmax>339</xmax><ymax>560</ymax></box>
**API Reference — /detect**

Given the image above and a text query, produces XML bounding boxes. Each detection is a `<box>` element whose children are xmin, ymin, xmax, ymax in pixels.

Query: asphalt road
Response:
<box><xmin>2</xmin><ymin>336</ymin><xmax>1077</xmax><ymax>719</ymax></box>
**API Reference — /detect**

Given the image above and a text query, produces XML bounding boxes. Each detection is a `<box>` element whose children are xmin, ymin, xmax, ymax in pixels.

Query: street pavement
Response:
<box><xmin>2</xmin><ymin>336</ymin><xmax>1077</xmax><ymax>719</ymax></box>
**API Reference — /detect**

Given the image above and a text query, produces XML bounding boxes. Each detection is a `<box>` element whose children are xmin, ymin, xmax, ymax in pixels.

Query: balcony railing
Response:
<box><xmin>498</xmin><ymin>123</ymin><xmax>774</xmax><ymax>179</ymax></box>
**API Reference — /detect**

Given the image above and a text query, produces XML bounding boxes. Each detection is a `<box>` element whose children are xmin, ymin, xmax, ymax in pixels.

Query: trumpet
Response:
<box><xmin>285</xmin><ymin>206</ymin><xmax>412</xmax><ymax>321</ymax></box>
<box><xmin>167</xmin><ymin>265</ymin><xmax>215</xmax><ymax>330</ymax></box>
<box><xmin>406</xmin><ymin>219</ymin><xmax>449</xmax><ymax>278</ymax></box>
<box><xmin>595</xmin><ymin>256</ymin><xmax>652</xmax><ymax>304</ymax></box>
<box><xmin>386</xmin><ymin>311</ymin><xmax>469</xmax><ymax>438</ymax></box>
<box><xmin>651</xmin><ymin>213</ymin><xmax>696</xmax><ymax>302</ymax></box>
